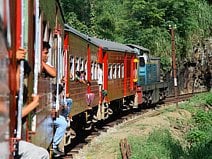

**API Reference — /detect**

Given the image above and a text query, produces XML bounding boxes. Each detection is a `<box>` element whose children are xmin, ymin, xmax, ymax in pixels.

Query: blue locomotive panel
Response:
<box><xmin>138</xmin><ymin>63</ymin><xmax>159</xmax><ymax>85</ymax></box>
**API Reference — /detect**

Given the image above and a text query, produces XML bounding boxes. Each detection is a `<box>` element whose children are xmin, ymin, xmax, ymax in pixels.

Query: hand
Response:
<box><xmin>32</xmin><ymin>94</ymin><xmax>39</xmax><ymax>105</ymax></box>
<box><xmin>16</xmin><ymin>47</ymin><xmax>26</xmax><ymax>60</ymax></box>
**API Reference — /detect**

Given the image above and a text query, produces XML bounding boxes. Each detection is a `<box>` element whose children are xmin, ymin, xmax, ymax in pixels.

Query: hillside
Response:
<box><xmin>74</xmin><ymin>92</ymin><xmax>212</xmax><ymax>159</ymax></box>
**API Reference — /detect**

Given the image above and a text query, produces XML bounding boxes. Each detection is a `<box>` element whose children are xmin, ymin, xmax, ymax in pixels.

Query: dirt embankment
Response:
<box><xmin>74</xmin><ymin>105</ymin><xmax>192</xmax><ymax>159</ymax></box>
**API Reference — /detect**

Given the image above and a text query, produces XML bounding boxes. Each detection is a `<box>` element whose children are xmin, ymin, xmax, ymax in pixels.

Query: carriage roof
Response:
<box><xmin>65</xmin><ymin>24</ymin><xmax>136</xmax><ymax>54</ymax></box>
<box><xmin>127</xmin><ymin>44</ymin><xmax>150</xmax><ymax>53</ymax></box>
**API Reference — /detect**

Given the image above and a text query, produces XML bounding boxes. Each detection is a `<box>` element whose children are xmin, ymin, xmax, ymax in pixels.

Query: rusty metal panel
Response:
<box><xmin>30</xmin><ymin>77</ymin><xmax>53</xmax><ymax>148</ymax></box>
<box><xmin>108</xmin><ymin>79</ymin><xmax>124</xmax><ymax>101</ymax></box>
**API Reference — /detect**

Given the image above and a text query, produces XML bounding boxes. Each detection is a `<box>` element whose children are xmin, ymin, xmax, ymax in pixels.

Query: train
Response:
<box><xmin>0</xmin><ymin>0</ymin><xmax>168</xmax><ymax>158</ymax></box>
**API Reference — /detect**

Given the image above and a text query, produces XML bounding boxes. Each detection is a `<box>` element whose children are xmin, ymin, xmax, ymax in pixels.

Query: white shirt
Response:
<box><xmin>97</xmin><ymin>68</ymin><xmax>103</xmax><ymax>85</ymax></box>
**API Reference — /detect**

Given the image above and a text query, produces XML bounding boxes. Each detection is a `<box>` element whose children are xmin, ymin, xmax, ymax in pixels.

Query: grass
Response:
<box><xmin>128</xmin><ymin>129</ymin><xmax>185</xmax><ymax>159</ymax></box>
<box><xmin>127</xmin><ymin>92</ymin><xmax>212</xmax><ymax>159</ymax></box>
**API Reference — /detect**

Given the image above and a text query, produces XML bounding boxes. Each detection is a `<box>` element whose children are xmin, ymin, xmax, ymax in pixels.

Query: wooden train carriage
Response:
<box><xmin>29</xmin><ymin>0</ymin><xmax>65</xmax><ymax>148</ymax></box>
<box><xmin>64</xmin><ymin>25</ymin><xmax>99</xmax><ymax>116</ymax></box>
<box><xmin>65</xmin><ymin>25</ymin><xmax>138</xmax><ymax>118</ymax></box>
<box><xmin>89</xmin><ymin>37</ymin><xmax>138</xmax><ymax>102</ymax></box>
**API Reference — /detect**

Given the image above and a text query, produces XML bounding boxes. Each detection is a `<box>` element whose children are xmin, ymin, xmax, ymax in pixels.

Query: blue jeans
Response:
<box><xmin>52</xmin><ymin>115</ymin><xmax>67</xmax><ymax>149</ymax></box>
<box><xmin>60</xmin><ymin>98</ymin><xmax>73</xmax><ymax>119</ymax></box>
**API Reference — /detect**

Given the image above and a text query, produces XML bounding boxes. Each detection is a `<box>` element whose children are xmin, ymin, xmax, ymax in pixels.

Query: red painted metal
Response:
<box><xmin>97</xmin><ymin>47</ymin><xmax>103</xmax><ymax>63</ymax></box>
<box><xmin>123</xmin><ymin>53</ymin><xmax>127</xmax><ymax>96</ymax></box>
<box><xmin>64</xmin><ymin>34</ymin><xmax>69</xmax><ymax>94</ymax></box>
<box><xmin>8</xmin><ymin>0</ymin><xmax>18</xmax><ymax>157</ymax></box>
<box><xmin>16</xmin><ymin>0</ymin><xmax>21</xmax><ymax>49</ymax></box>
<box><xmin>137</xmin><ymin>86</ymin><xmax>143</xmax><ymax>104</ymax></box>
<box><xmin>64</xmin><ymin>33</ymin><xmax>69</xmax><ymax>50</ymax></box>
<box><xmin>87</xmin><ymin>44</ymin><xmax>91</xmax><ymax>93</ymax></box>
<box><xmin>130</xmin><ymin>56</ymin><xmax>134</xmax><ymax>90</ymax></box>
<box><xmin>103</xmin><ymin>52</ymin><xmax>108</xmax><ymax>91</ymax></box>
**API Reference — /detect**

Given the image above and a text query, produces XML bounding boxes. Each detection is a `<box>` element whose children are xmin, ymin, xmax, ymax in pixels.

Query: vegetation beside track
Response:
<box><xmin>129</xmin><ymin>92</ymin><xmax>212</xmax><ymax>159</ymax></box>
<box><xmin>75</xmin><ymin>92</ymin><xmax>212</xmax><ymax>159</ymax></box>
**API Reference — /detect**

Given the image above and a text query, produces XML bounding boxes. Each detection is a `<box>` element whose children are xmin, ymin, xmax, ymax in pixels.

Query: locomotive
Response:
<box><xmin>0</xmin><ymin>0</ymin><xmax>168</xmax><ymax>158</ymax></box>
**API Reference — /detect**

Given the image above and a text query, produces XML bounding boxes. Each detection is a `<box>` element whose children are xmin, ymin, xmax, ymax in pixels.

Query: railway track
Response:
<box><xmin>163</xmin><ymin>91</ymin><xmax>208</xmax><ymax>104</ymax></box>
<box><xmin>59</xmin><ymin>91</ymin><xmax>207</xmax><ymax>159</ymax></box>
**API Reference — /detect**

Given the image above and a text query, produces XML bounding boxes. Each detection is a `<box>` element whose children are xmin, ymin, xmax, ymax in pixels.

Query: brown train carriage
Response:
<box><xmin>30</xmin><ymin>0</ymin><xmax>65</xmax><ymax>149</ymax></box>
<box><xmin>64</xmin><ymin>25</ymin><xmax>99</xmax><ymax>116</ymax></box>
<box><xmin>89</xmin><ymin>37</ymin><xmax>138</xmax><ymax>102</ymax></box>
<box><xmin>8</xmin><ymin>0</ymin><xmax>65</xmax><ymax>151</ymax></box>
<box><xmin>64</xmin><ymin>25</ymin><xmax>139</xmax><ymax>121</ymax></box>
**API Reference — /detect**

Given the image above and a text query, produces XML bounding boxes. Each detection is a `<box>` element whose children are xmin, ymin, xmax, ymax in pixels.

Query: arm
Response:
<box><xmin>42</xmin><ymin>61</ymin><xmax>56</xmax><ymax>77</ymax></box>
<box><xmin>22</xmin><ymin>95</ymin><xmax>39</xmax><ymax>118</ymax></box>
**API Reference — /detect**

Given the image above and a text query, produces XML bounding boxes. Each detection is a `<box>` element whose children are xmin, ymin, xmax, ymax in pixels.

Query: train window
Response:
<box><xmin>94</xmin><ymin>62</ymin><xmax>98</xmax><ymax>80</ymax></box>
<box><xmin>113</xmin><ymin>64</ymin><xmax>117</xmax><ymax>79</ymax></box>
<box><xmin>121</xmin><ymin>64</ymin><xmax>124</xmax><ymax>78</ymax></box>
<box><xmin>85</xmin><ymin>60</ymin><xmax>87</xmax><ymax>79</ymax></box>
<box><xmin>139</xmin><ymin>57</ymin><xmax>145</xmax><ymax>67</ymax></box>
<box><xmin>70</xmin><ymin>56</ymin><xmax>74</xmax><ymax>80</ymax></box>
<box><xmin>91</xmin><ymin>62</ymin><xmax>94</xmax><ymax>80</ymax></box>
<box><xmin>47</xmin><ymin>33</ymin><xmax>53</xmax><ymax>66</ymax></box>
<box><xmin>43</xmin><ymin>23</ymin><xmax>49</xmax><ymax>42</ymax></box>
<box><xmin>76</xmin><ymin>57</ymin><xmax>80</xmax><ymax>71</ymax></box>
<box><xmin>117</xmin><ymin>64</ymin><xmax>121</xmax><ymax>78</ymax></box>
<box><xmin>108</xmin><ymin>64</ymin><xmax>113</xmax><ymax>80</ymax></box>
<box><xmin>80</xmin><ymin>58</ymin><xmax>84</xmax><ymax>71</ymax></box>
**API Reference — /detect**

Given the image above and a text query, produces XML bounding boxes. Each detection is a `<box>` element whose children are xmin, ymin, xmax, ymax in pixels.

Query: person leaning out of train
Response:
<box><xmin>16</xmin><ymin>48</ymin><xmax>40</xmax><ymax>118</ymax></box>
<box><xmin>51</xmin><ymin>83</ymin><xmax>68</xmax><ymax>157</ymax></box>
<box><xmin>16</xmin><ymin>48</ymin><xmax>49</xmax><ymax>159</ymax></box>
<box><xmin>41</xmin><ymin>41</ymin><xmax>56</xmax><ymax>78</ymax></box>
<box><xmin>60</xmin><ymin>77</ymin><xmax>73</xmax><ymax>121</ymax></box>
<box><xmin>75</xmin><ymin>70</ymin><xmax>91</xmax><ymax>86</ymax></box>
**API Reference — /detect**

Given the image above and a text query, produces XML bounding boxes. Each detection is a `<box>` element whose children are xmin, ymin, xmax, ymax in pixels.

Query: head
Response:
<box><xmin>80</xmin><ymin>71</ymin><xmax>86</xmax><ymax>76</ymax></box>
<box><xmin>42</xmin><ymin>41</ymin><xmax>51</xmax><ymax>63</ymax></box>
<box><xmin>75</xmin><ymin>71</ymin><xmax>80</xmax><ymax>77</ymax></box>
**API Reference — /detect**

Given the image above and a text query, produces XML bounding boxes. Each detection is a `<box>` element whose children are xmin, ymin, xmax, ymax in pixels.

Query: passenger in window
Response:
<box><xmin>41</xmin><ymin>41</ymin><xmax>56</xmax><ymax>78</ymax></box>
<box><xmin>98</xmin><ymin>63</ymin><xmax>103</xmax><ymax>87</ymax></box>
<box><xmin>75</xmin><ymin>70</ymin><xmax>91</xmax><ymax>86</ymax></box>
<box><xmin>70</xmin><ymin>72</ymin><xmax>73</xmax><ymax>79</ymax></box>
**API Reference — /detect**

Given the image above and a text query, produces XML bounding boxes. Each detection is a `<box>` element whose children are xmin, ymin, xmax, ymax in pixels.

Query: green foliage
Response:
<box><xmin>187</xmin><ymin>140</ymin><xmax>212</xmax><ymax>159</ymax></box>
<box><xmin>160</xmin><ymin>55</ymin><xmax>171</xmax><ymax>74</ymax></box>
<box><xmin>186</xmin><ymin>129</ymin><xmax>208</xmax><ymax>144</ymax></box>
<box><xmin>205</xmin><ymin>94</ymin><xmax>212</xmax><ymax>106</ymax></box>
<box><xmin>128</xmin><ymin>92</ymin><xmax>212</xmax><ymax>159</ymax></box>
<box><xmin>61</xmin><ymin>0</ymin><xmax>212</xmax><ymax>75</ymax></box>
<box><xmin>193</xmin><ymin>110</ymin><xmax>212</xmax><ymax>130</ymax></box>
<box><xmin>129</xmin><ymin>129</ymin><xmax>185</xmax><ymax>159</ymax></box>
<box><xmin>180</xmin><ymin>93</ymin><xmax>212</xmax><ymax>112</ymax></box>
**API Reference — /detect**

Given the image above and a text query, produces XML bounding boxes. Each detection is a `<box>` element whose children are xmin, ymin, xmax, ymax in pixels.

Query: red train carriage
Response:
<box><xmin>64</xmin><ymin>25</ymin><xmax>141</xmax><ymax>131</ymax></box>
